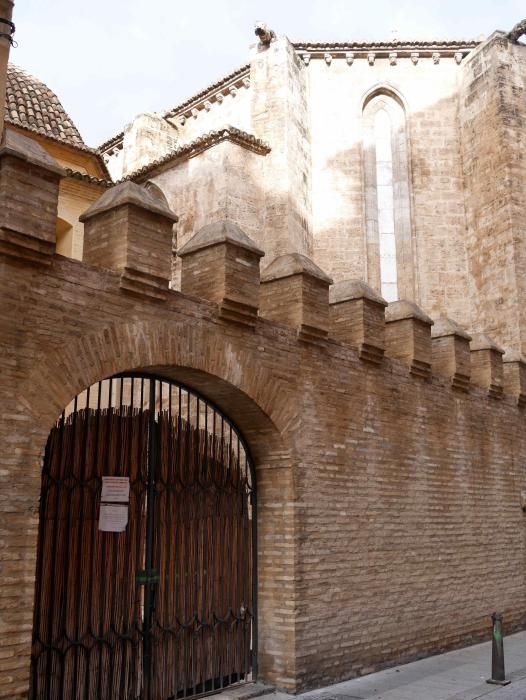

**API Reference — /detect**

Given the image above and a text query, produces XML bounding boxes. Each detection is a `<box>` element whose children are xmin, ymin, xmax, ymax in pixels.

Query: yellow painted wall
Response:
<box><xmin>57</xmin><ymin>178</ymin><xmax>107</xmax><ymax>260</ymax></box>
<box><xmin>7</xmin><ymin>126</ymin><xmax>110</xmax><ymax>261</ymax></box>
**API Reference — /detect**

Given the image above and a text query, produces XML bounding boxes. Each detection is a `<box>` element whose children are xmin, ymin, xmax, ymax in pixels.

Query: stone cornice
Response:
<box><xmin>68</xmin><ymin>127</ymin><xmax>269</xmax><ymax>188</ymax></box>
<box><xmin>294</xmin><ymin>40</ymin><xmax>479</xmax><ymax>65</ymax></box>
<box><xmin>98</xmin><ymin>63</ymin><xmax>251</xmax><ymax>156</ymax></box>
<box><xmin>293</xmin><ymin>39</ymin><xmax>480</xmax><ymax>55</ymax></box>
<box><xmin>123</xmin><ymin>126</ymin><xmax>270</xmax><ymax>182</ymax></box>
<box><xmin>97</xmin><ymin>130</ymin><xmax>124</xmax><ymax>154</ymax></box>
<box><xmin>164</xmin><ymin>63</ymin><xmax>250</xmax><ymax>120</ymax></box>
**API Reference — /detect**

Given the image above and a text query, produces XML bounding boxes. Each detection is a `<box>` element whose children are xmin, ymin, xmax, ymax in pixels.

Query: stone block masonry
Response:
<box><xmin>459</xmin><ymin>32</ymin><xmax>526</xmax><ymax>353</ymax></box>
<box><xmin>99</xmin><ymin>31</ymin><xmax>526</xmax><ymax>358</ymax></box>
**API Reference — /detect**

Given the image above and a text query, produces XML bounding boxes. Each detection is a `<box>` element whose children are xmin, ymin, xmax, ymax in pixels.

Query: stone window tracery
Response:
<box><xmin>363</xmin><ymin>90</ymin><xmax>414</xmax><ymax>302</ymax></box>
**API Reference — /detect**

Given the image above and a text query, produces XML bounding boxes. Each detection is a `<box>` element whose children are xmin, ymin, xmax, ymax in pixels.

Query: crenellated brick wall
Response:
<box><xmin>1</xmin><ymin>143</ymin><xmax>526</xmax><ymax>695</ymax></box>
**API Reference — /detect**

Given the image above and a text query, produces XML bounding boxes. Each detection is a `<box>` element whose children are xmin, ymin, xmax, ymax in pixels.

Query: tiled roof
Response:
<box><xmin>64</xmin><ymin>168</ymin><xmax>114</xmax><ymax>188</ymax></box>
<box><xmin>5</xmin><ymin>63</ymin><xmax>85</xmax><ymax>148</ymax></box>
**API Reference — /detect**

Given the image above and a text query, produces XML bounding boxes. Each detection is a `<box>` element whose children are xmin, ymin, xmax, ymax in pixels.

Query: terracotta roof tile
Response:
<box><xmin>64</xmin><ymin>168</ymin><xmax>114</xmax><ymax>188</ymax></box>
<box><xmin>5</xmin><ymin>63</ymin><xmax>85</xmax><ymax>148</ymax></box>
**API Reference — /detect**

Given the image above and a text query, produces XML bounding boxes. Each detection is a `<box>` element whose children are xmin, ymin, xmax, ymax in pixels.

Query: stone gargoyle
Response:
<box><xmin>508</xmin><ymin>18</ymin><xmax>526</xmax><ymax>43</ymax></box>
<box><xmin>255</xmin><ymin>21</ymin><xmax>276</xmax><ymax>47</ymax></box>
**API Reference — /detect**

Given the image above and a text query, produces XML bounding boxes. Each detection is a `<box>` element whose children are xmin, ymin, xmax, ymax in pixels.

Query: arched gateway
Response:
<box><xmin>30</xmin><ymin>373</ymin><xmax>256</xmax><ymax>700</ymax></box>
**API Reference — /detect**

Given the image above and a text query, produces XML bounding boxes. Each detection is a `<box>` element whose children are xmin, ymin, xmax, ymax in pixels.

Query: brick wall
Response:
<box><xmin>295</xmin><ymin>347</ymin><xmax>525</xmax><ymax>688</ymax></box>
<box><xmin>1</xmin><ymin>247</ymin><xmax>525</xmax><ymax>695</ymax></box>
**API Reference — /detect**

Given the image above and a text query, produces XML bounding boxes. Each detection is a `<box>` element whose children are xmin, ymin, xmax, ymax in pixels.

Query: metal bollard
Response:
<box><xmin>486</xmin><ymin>612</ymin><xmax>511</xmax><ymax>686</ymax></box>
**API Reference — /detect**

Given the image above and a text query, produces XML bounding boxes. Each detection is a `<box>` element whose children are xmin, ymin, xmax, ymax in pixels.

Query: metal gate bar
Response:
<box><xmin>30</xmin><ymin>373</ymin><xmax>256</xmax><ymax>700</ymax></box>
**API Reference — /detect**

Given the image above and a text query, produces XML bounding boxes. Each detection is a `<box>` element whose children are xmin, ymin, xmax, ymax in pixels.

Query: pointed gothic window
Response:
<box><xmin>363</xmin><ymin>91</ymin><xmax>414</xmax><ymax>302</ymax></box>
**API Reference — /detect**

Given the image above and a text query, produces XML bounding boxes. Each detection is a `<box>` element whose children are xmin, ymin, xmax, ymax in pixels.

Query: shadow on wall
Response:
<box><xmin>55</xmin><ymin>217</ymin><xmax>74</xmax><ymax>257</ymax></box>
<box><xmin>313</xmin><ymin>87</ymin><xmax>520</xmax><ymax>348</ymax></box>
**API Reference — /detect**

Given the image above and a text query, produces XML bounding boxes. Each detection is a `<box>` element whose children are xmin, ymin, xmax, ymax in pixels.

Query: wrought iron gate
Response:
<box><xmin>30</xmin><ymin>374</ymin><xmax>256</xmax><ymax>700</ymax></box>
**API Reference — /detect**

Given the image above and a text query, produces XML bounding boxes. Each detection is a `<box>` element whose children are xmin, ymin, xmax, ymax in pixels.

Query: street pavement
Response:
<box><xmin>248</xmin><ymin>631</ymin><xmax>526</xmax><ymax>700</ymax></box>
<box><xmin>479</xmin><ymin>677</ymin><xmax>526</xmax><ymax>699</ymax></box>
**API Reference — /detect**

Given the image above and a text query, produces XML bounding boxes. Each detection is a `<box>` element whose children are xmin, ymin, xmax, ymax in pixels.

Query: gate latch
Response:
<box><xmin>136</xmin><ymin>569</ymin><xmax>160</xmax><ymax>585</ymax></box>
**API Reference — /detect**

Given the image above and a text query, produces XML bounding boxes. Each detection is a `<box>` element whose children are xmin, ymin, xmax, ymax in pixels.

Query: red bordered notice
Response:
<box><xmin>100</xmin><ymin>476</ymin><xmax>130</xmax><ymax>503</ymax></box>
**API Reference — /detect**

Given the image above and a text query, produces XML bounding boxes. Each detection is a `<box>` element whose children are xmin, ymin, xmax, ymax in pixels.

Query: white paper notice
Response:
<box><xmin>98</xmin><ymin>503</ymin><xmax>128</xmax><ymax>532</ymax></box>
<box><xmin>101</xmin><ymin>476</ymin><xmax>130</xmax><ymax>503</ymax></box>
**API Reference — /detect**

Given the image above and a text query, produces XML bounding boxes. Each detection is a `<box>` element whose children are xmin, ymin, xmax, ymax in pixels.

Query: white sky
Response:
<box><xmin>8</xmin><ymin>0</ymin><xmax>525</xmax><ymax>147</ymax></box>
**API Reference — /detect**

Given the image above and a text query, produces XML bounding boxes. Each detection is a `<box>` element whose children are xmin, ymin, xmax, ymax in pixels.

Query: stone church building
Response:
<box><xmin>1</xmin><ymin>3</ymin><xmax>526</xmax><ymax>697</ymax></box>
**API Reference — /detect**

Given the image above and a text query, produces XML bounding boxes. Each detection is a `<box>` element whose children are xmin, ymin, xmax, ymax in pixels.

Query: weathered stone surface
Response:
<box><xmin>460</xmin><ymin>33</ymin><xmax>526</xmax><ymax>353</ymax></box>
<box><xmin>149</xmin><ymin>137</ymin><xmax>268</xmax><ymax>289</ymax></box>
<box><xmin>121</xmin><ymin>112</ymin><xmax>178</xmax><ymax>176</ymax></box>
<box><xmin>329</xmin><ymin>279</ymin><xmax>387</xmax><ymax>306</ymax></box>
<box><xmin>261</xmin><ymin>252</ymin><xmax>332</xmax><ymax>284</ymax></box>
<box><xmin>178</xmin><ymin>220</ymin><xmax>263</xmax><ymax>256</ymax></box>
<box><xmin>80</xmin><ymin>179</ymin><xmax>178</xmax><ymax>223</ymax></box>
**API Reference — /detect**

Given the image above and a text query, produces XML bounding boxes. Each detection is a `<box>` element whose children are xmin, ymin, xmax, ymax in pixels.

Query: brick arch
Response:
<box><xmin>18</xmin><ymin>318</ymin><xmax>299</xmax><ymax>689</ymax></box>
<box><xmin>19</xmin><ymin>319</ymin><xmax>297</xmax><ymax>451</ymax></box>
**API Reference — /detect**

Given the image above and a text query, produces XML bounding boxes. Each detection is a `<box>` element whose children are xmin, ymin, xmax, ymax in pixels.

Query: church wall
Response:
<box><xmin>307</xmin><ymin>53</ymin><xmax>470</xmax><ymax>325</ymax></box>
<box><xmin>1</xmin><ymin>226</ymin><xmax>525</xmax><ymax>694</ymax></box>
<box><xmin>102</xmin><ymin>75</ymin><xmax>254</xmax><ymax>181</ymax></box>
<box><xmin>171</xmin><ymin>81</ymin><xmax>252</xmax><ymax>145</ymax></box>
<box><xmin>148</xmin><ymin>139</ymin><xmax>266</xmax><ymax>288</ymax></box>
<box><xmin>250</xmin><ymin>38</ymin><xmax>314</xmax><ymax>260</ymax></box>
<box><xmin>103</xmin><ymin>143</ymin><xmax>124</xmax><ymax>181</ymax></box>
<box><xmin>97</xmin><ymin>33</ymin><xmax>526</xmax><ymax>352</ymax></box>
<box><xmin>459</xmin><ymin>33</ymin><xmax>526</xmax><ymax>353</ymax></box>
<box><xmin>121</xmin><ymin>112</ymin><xmax>179</xmax><ymax>178</ymax></box>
